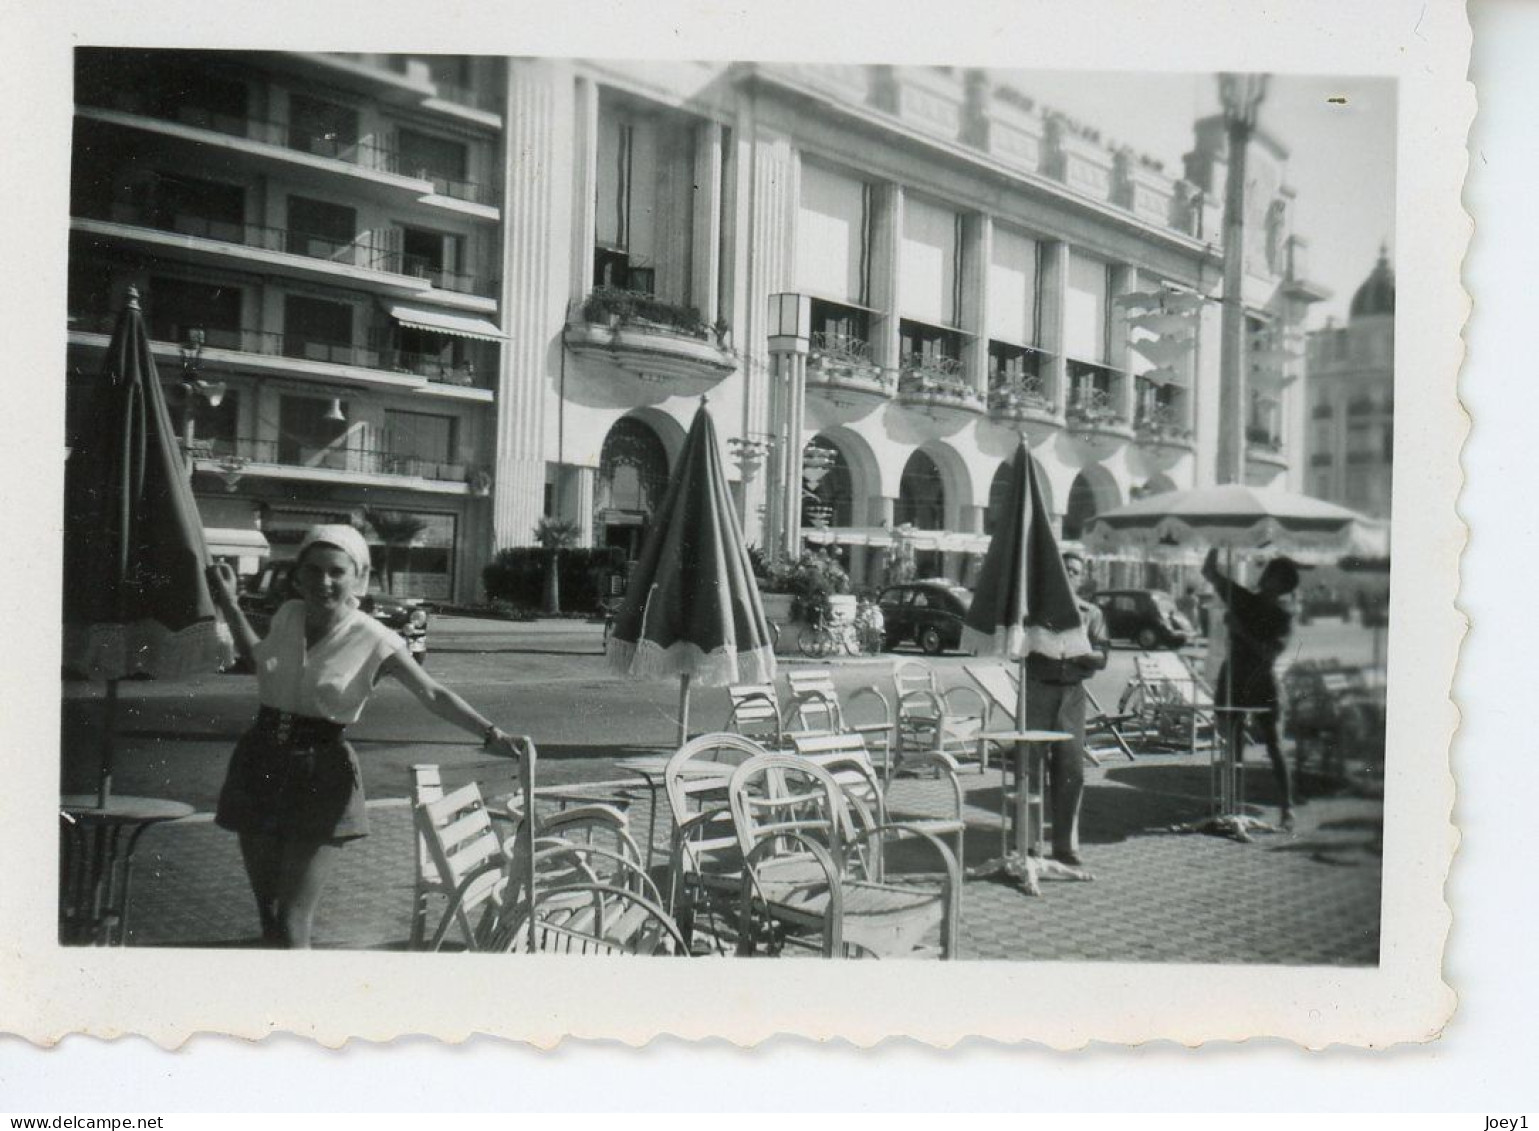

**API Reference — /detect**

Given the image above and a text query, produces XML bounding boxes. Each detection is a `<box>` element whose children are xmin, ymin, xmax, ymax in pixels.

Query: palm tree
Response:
<box><xmin>534</xmin><ymin>516</ymin><xmax>582</xmax><ymax>614</ymax></box>
<box><xmin>363</xmin><ymin>508</ymin><xmax>427</xmax><ymax>595</ymax></box>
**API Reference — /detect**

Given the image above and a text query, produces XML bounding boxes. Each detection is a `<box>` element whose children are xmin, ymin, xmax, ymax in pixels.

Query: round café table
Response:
<box><xmin>966</xmin><ymin>728</ymin><xmax>1088</xmax><ymax>895</ymax></box>
<box><xmin>60</xmin><ymin>795</ymin><xmax>194</xmax><ymax>946</ymax></box>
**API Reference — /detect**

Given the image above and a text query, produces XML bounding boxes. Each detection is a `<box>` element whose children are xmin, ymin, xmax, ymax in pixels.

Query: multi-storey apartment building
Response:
<box><xmin>1304</xmin><ymin>249</ymin><xmax>1395</xmax><ymax>520</ymax></box>
<box><xmin>65</xmin><ymin>54</ymin><xmax>1326</xmax><ymax>597</ymax></box>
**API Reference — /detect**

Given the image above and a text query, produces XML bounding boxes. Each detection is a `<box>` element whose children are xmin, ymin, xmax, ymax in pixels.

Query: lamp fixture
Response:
<box><xmin>324</xmin><ymin>397</ymin><xmax>347</xmax><ymax>424</ymax></box>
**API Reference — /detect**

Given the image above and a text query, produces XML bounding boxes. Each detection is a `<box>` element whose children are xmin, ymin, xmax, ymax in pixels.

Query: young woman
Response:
<box><xmin>206</xmin><ymin>523</ymin><xmax>526</xmax><ymax>948</ymax></box>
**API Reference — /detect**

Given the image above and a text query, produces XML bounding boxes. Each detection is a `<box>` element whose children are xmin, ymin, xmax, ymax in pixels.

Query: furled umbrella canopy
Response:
<box><xmin>62</xmin><ymin>287</ymin><xmax>231</xmax><ymax>802</ymax></box>
<box><xmin>962</xmin><ymin>441</ymin><xmax>1089</xmax><ymax>659</ymax></box>
<box><xmin>605</xmin><ymin>399</ymin><xmax>776</xmax><ymax>742</ymax></box>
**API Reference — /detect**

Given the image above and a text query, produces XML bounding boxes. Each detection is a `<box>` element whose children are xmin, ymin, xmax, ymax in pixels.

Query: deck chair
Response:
<box><xmin>889</xmin><ymin>660</ymin><xmax>989</xmax><ymax>782</ymax></box>
<box><xmin>409</xmin><ymin>742</ymin><xmax>538</xmax><ymax>952</ymax></box>
<box><xmin>1284</xmin><ymin>660</ymin><xmax>1378</xmax><ymax>785</ymax></box>
<box><xmin>781</xmin><ymin>668</ymin><xmax>896</xmax><ymax>769</ymax></box>
<box><xmin>662</xmin><ymin>732</ymin><xmax>772</xmax><ymax>952</ymax></box>
<box><xmin>965</xmin><ymin>661</ymin><xmax>1138</xmax><ymax>765</ymax></box>
<box><xmin>499</xmin><ymin>883</ymin><xmax>689</xmax><ymax>956</ymax></box>
<box><xmin>789</xmin><ymin>731</ymin><xmax>965</xmax><ymax>873</ymax></box>
<box><xmin>726</xmin><ymin>753</ymin><xmax>960</xmax><ymax>959</ymax></box>
<box><xmin>724</xmin><ymin>682</ymin><xmax>785</xmax><ymax>746</ymax></box>
<box><xmin>1118</xmin><ymin>651</ymin><xmax>1216</xmax><ymax>753</ymax></box>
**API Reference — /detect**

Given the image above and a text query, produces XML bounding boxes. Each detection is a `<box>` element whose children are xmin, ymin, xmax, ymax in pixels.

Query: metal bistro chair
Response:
<box><xmin>889</xmin><ymin>660</ymin><xmax>989</xmax><ymax>783</ymax></box>
<box><xmin>781</xmin><ymin>668</ymin><xmax>896</xmax><ymax>770</ymax></box>
<box><xmin>727</xmin><ymin>753</ymin><xmax>961</xmax><ymax>960</ymax></box>
<box><xmin>724</xmin><ymin>682</ymin><xmax>787</xmax><ymax>747</ymax></box>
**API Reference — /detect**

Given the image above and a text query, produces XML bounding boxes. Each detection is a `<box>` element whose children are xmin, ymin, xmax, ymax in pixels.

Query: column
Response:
<box><xmin>693</xmin><ymin>122</ymin><xmax>724</xmax><ymax>327</ymax></box>
<box><xmin>567</xmin><ymin>465</ymin><xmax>596</xmax><ymax>547</ymax></box>
<box><xmin>961</xmin><ymin>213</ymin><xmax>990</xmax><ymax>398</ymax></box>
<box><xmin>1216</xmin><ymin>114</ymin><xmax>1251</xmax><ymax>485</ymax></box>
<box><xmin>777</xmin><ymin>351</ymin><xmax>809</xmax><ymax>561</ymax></box>
<box><xmin>494</xmin><ymin>60</ymin><xmax>573</xmax><ymax>550</ymax></box>
<box><xmin>869</xmin><ymin>182</ymin><xmax>903</xmax><ymax>371</ymax></box>
<box><xmin>569</xmin><ymin>76</ymin><xmax>599</xmax><ymax>310</ymax></box>
<box><xmin>1109</xmin><ymin>264</ymin><xmax>1138</xmax><ymax>425</ymax></box>
<box><xmin>1038</xmin><ymin>240</ymin><xmax>1068</xmax><ymax>414</ymax></box>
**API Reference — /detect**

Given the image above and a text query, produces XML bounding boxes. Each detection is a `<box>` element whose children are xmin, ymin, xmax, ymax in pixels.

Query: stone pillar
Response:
<box><xmin>773</xmin><ymin>350</ymin><xmax>810</xmax><ymax>561</ymax></box>
<box><xmin>962</xmin><ymin>212</ymin><xmax>990</xmax><ymax>398</ymax></box>
<box><xmin>869</xmin><ymin>182</ymin><xmax>904</xmax><ymax>371</ymax></box>
<box><xmin>567</xmin><ymin>464</ymin><xmax>596</xmax><ymax>547</ymax></box>
<box><xmin>569</xmin><ymin>76</ymin><xmax>599</xmax><ymax>310</ymax></box>
<box><xmin>1038</xmin><ymin>240</ymin><xmax>1069</xmax><ymax>413</ymax></box>
<box><xmin>494</xmin><ymin>60</ymin><xmax>573</xmax><ymax>550</ymax></box>
<box><xmin>693</xmin><ymin>121</ymin><xmax>724</xmax><ymax>326</ymax></box>
<box><xmin>1110</xmin><ymin>264</ymin><xmax>1138</xmax><ymax>425</ymax></box>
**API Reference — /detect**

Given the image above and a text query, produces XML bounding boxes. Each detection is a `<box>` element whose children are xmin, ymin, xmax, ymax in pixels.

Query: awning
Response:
<box><xmin>204</xmin><ymin>527</ymin><xmax>271</xmax><ymax>558</ymax></box>
<box><xmin>802</xmin><ymin>526</ymin><xmax>991</xmax><ymax>554</ymax></box>
<box><xmin>388</xmin><ymin>304</ymin><xmax>507</xmax><ymax>342</ymax></box>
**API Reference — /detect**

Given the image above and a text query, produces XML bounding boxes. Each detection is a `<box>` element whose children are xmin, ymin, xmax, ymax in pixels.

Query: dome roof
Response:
<box><xmin>1350</xmin><ymin>246</ymin><xmax>1395</xmax><ymax>319</ymax></box>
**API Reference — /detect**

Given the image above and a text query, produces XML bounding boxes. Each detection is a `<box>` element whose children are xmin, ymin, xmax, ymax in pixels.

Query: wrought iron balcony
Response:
<box><xmin>1133</xmin><ymin>405</ymin><xmax>1194</xmax><ymax>447</ymax></box>
<box><xmin>806</xmin><ymin>332</ymin><xmax>893</xmax><ymax>402</ymax></box>
<box><xmin>987</xmin><ymin>374</ymin><xmax>1056</xmax><ymax>419</ymax></box>
<box><xmin>566</xmin><ymin>287</ymin><xmax>735</xmax><ymax>395</ymax></box>
<box><xmin>896</xmin><ymin>356</ymin><xmax>983</xmax><ymax>412</ymax></box>
<box><xmin>192</xmin><ymin>435</ymin><xmax>468</xmax><ymax>483</ymax></box>
<box><xmin>1066</xmin><ymin>386</ymin><xmax>1129</xmax><ymax>431</ymax></box>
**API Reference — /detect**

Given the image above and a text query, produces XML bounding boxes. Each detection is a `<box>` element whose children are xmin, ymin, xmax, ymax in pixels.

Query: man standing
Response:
<box><xmin>1202</xmin><ymin>547</ymin><xmax>1300</xmax><ymax>830</ymax></box>
<box><xmin>1023</xmin><ymin>550</ymin><xmax>1110</xmax><ymax>866</ymax></box>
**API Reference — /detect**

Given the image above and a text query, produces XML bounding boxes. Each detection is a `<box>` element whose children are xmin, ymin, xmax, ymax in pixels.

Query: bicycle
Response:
<box><xmin>797</xmin><ymin>615</ymin><xmax>856</xmax><ymax>659</ymax></box>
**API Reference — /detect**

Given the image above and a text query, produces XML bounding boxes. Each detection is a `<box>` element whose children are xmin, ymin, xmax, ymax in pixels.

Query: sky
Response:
<box><xmin>994</xmin><ymin>69</ymin><xmax>1398</xmax><ymax>328</ymax></box>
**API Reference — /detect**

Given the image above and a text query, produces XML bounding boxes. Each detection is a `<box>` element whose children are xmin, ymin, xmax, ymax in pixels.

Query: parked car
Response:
<box><xmin>236</xmin><ymin>561</ymin><xmax>429</xmax><ymax>664</ymax></box>
<box><xmin>1089</xmin><ymin>588</ymin><xmax>1193</xmax><ymax>650</ymax></box>
<box><xmin>1298</xmin><ymin>584</ymin><xmax>1353</xmax><ymax>625</ymax></box>
<box><xmin>877</xmin><ymin>580</ymin><xmax>973</xmax><ymax>655</ymax></box>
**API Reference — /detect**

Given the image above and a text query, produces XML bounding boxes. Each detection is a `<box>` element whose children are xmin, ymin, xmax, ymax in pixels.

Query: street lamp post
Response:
<box><xmin>1216</xmin><ymin>72</ymin><xmax>1268</xmax><ymax>485</ymax></box>
<box><xmin>765</xmin><ymin>292</ymin><xmax>811</xmax><ymax>562</ymax></box>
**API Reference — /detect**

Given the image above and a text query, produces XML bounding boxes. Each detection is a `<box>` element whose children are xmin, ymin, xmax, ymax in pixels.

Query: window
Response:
<box><xmin>365</xmin><ymin>510</ymin><xmax>457</xmax><ymax>601</ymax></box>
<box><xmin>384</xmin><ymin>410</ymin><xmax>456</xmax><ymax>467</ymax></box>
<box><xmin>287</xmin><ymin>95</ymin><xmax>359</xmax><ymax>159</ymax></box>
<box><xmin>283</xmin><ymin>295</ymin><xmax>353</xmax><ymax>363</ymax></box>
<box><xmin>147</xmin><ymin>277</ymin><xmax>243</xmax><ymax>347</ymax></box>
<box><xmin>988</xmin><ymin>226</ymin><xmax>1039</xmax><ymax>347</ymax></box>
<box><xmin>154</xmin><ymin>173</ymin><xmax>245</xmax><ymax>241</ymax></box>
<box><xmin>168</xmin><ymin>386</ymin><xmax>240</xmax><ymax>456</ymax></box>
<box><xmin>286</xmin><ymin>196</ymin><xmax>357</xmax><ymax>258</ymax></box>
<box><xmin>900</xmin><ymin>197</ymin><xmax>963</xmax><ymax>328</ymax></box>
<box><xmin>278</xmin><ymin>395</ymin><xmax>350</xmax><ymax>468</ymax></box>
<box><xmin>400</xmin><ymin>226</ymin><xmax>465</xmax><ymax>284</ymax></box>
<box><xmin>1065</xmin><ymin>252</ymin><xmax>1109</xmax><ymax>364</ymax></box>
<box><xmin>796</xmin><ymin>163</ymin><xmax>871</xmax><ymax>307</ymax></box>
<box><xmin>397</xmin><ymin>129</ymin><xmax>468</xmax><ymax>186</ymax></box>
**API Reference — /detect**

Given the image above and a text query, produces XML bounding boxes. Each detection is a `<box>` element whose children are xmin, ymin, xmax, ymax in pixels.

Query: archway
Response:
<box><xmin>1062</xmin><ymin>466</ymin><xmax>1120</xmax><ymax>541</ymax></box>
<box><xmin>803</xmin><ymin>436</ymin><xmax>854</xmax><ymax>528</ymax></box>
<box><xmin>595</xmin><ymin>415</ymin><xmax>670</xmax><ymax>563</ymax></box>
<box><xmin>896</xmin><ymin>449</ymin><xmax>947</xmax><ymax>577</ymax></box>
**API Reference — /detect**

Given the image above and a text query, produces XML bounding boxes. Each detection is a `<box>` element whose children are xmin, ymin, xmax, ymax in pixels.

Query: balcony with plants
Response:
<box><xmin>565</xmin><ymin>277</ymin><xmax>736</xmax><ymax>396</ymax></box>
<box><xmin>188</xmin><ymin>435</ymin><xmax>472</xmax><ymax>492</ymax></box>
<box><xmin>896</xmin><ymin>321</ymin><xmax>982</xmax><ymax>417</ymax></box>
<box><xmin>986</xmin><ymin>342</ymin><xmax>1059</xmax><ymax>429</ymax></box>
<box><xmin>1065</xmin><ymin>361</ymin><xmax>1132</xmax><ymax>440</ymax></box>
<box><xmin>805</xmin><ymin>301</ymin><xmax>892</xmax><ymax>404</ymax></box>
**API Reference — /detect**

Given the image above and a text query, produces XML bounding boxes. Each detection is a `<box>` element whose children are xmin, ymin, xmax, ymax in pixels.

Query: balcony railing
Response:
<box><xmin>897</xmin><ymin>357</ymin><xmax>983</xmax><ymax>408</ymax></box>
<box><xmin>69</xmin><ymin>311</ymin><xmax>491</xmax><ymax>389</ymax></box>
<box><xmin>1246</xmin><ymin>425</ymin><xmax>1284</xmax><ymax>454</ymax></box>
<box><xmin>81</xmin><ymin>203</ymin><xmax>497</xmax><ymax>295</ymax></box>
<box><xmin>1067</xmin><ymin>386</ymin><xmax>1129</xmax><ymax>429</ymax></box>
<box><xmin>581</xmin><ymin>286</ymin><xmax>710</xmax><ymax>340</ymax></box>
<box><xmin>810</xmin><ymin>331</ymin><xmax>875</xmax><ymax>369</ymax></box>
<box><xmin>1134</xmin><ymin>404</ymin><xmax>1192</xmax><ymax>445</ymax></box>
<box><xmin>987</xmin><ymin>374</ymin><xmax>1054</xmax><ymax>415</ymax></box>
<box><xmin>78</xmin><ymin>91</ymin><xmax>501</xmax><ymax>205</ymax></box>
<box><xmin>192</xmin><ymin>435</ymin><xmax>467</xmax><ymax>482</ymax></box>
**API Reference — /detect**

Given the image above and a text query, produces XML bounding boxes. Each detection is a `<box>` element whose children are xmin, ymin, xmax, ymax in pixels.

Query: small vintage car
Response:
<box><xmin>877</xmin><ymin>580</ymin><xmax>974</xmax><ymax>655</ymax></box>
<box><xmin>1089</xmin><ymin>588</ymin><xmax>1194</xmax><ymax>651</ymax></box>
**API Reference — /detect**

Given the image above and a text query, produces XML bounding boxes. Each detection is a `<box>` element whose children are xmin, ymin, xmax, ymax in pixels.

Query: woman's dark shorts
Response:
<box><xmin>215</xmin><ymin>707</ymin><xmax>368</xmax><ymax>841</ymax></box>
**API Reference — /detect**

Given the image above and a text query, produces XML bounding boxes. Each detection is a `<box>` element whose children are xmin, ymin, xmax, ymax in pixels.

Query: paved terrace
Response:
<box><xmin>120</xmin><ymin>748</ymin><xmax>1384</xmax><ymax>963</ymax></box>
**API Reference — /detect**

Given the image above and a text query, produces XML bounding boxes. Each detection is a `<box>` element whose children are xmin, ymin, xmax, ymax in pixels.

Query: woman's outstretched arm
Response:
<box><xmin>381</xmin><ymin>651</ymin><xmax>525</xmax><ymax>760</ymax></box>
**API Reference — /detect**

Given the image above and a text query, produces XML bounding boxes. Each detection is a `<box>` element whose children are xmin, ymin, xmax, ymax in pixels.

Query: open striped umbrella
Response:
<box><xmin>63</xmin><ymin>287</ymin><xmax>232</xmax><ymax>804</ymax></box>
<box><xmin>1081</xmin><ymin>483</ymin><xmax>1371</xmax><ymax>554</ymax></box>
<box><xmin>605</xmin><ymin>399</ymin><xmax>776</xmax><ymax>744</ymax></box>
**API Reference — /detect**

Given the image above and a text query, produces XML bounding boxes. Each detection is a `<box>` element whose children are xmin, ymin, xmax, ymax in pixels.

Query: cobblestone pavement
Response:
<box><xmin>119</xmin><ymin>747</ymin><xmax>1382</xmax><ymax>964</ymax></box>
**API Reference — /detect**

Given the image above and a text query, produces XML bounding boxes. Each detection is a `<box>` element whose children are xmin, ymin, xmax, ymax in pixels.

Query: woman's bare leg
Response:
<box><xmin>274</xmin><ymin>838</ymin><xmax>345</xmax><ymax>949</ymax></box>
<box><xmin>237</xmin><ymin>832</ymin><xmax>285</xmax><ymax>945</ymax></box>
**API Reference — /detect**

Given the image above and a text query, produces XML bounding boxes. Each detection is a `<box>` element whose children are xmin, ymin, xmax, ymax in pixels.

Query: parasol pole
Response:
<box><xmin>677</xmin><ymin>673</ymin><xmax>692</xmax><ymax>747</ymax></box>
<box><xmin>97</xmin><ymin>681</ymin><xmax>119</xmax><ymax>810</ymax></box>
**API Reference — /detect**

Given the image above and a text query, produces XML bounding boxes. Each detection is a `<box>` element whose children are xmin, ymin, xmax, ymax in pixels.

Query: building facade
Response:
<box><xmin>1303</xmin><ymin>249</ymin><xmax>1395</xmax><ymax>521</ymax></box>
<box><xmin>65</xmin><ymin>54</ymin><xmax>1327</xmax><ymax>598</ymax></box>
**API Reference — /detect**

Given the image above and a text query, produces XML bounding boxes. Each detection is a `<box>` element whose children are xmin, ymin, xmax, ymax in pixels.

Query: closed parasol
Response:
<box><xmin>605</xmin><ymin>399</ymin><xmax>776</xmax><ymax>744</ymax></box>
<box><xmin>63</xmin><ymin>286</ymin><xmax>232</xmax><ymax>804</ymax></box>
<box><xmin>961</xmin><ymin>440</ymin><xmax>1092</xmax><ymax>891</ymax></box>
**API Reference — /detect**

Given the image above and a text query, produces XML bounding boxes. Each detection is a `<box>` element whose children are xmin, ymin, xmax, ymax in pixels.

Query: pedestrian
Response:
<box><xmin>1177</xmin><ymin>584</ymin><xmax>1202</xmax><ymax>635</ymax></box>
<box><xmin>1023</xmin><ymin>550</ymin><xmax>1111</xmax><ymax>867</ymax></box>
<box><xmin>205</xmin><ymin>523</ymin><xmax>528</xmax><ymax>948</ymax></box>
<box><xmin>1202</xmin><ymin>547</ymin><xmax>1301</xmax><ymax>831</ymax></box>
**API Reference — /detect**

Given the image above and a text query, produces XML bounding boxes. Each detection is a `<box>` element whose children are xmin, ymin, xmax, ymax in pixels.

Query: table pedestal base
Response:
<box><xmin>968</xmin><ymin>852</ymin><xmax>1094</xmax><ymax>896</ymax></box>
<box><xmin>1170</xmin><ymin>812</ymin><xmax>1280</xmax><ymax>844</ymax></box>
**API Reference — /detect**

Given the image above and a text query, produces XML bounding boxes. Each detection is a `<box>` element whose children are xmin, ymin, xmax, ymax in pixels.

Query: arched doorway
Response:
<box><xmin>595</xmin><ymin>416</ymin><xmax>670</xmax><ymax>564</ymax></box>
<box><xmin>896</xmin><ymin>449</ymin><xmax>946</xmax><ymax>577</ymax></box>
<box><xmin>1062</xmin><ymin>466</ymin><xmax>1119</xmax><ymax>541</ymax></box>
<box><xmin>803</xmin><ymin>437</ymin><xmax>854</xmax><ymax>528</ymax></box>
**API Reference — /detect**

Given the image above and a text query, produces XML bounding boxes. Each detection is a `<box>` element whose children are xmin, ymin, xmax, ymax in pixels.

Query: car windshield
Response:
<box><xmin>1150</xmin><ymin>591</ymin><xmax>1177</xmax><ymax>613</ymax></box>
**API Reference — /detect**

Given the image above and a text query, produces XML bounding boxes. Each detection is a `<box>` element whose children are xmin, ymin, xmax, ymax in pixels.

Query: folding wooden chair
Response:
<box><xmin>965</xmin><ymin>661</ymin><xmax>1139</xmax><ymax>765</ymax></box>
<box><xmin>1118</xmin><ymin>651</ymin><xmax>1216</xmax><ymax>754</ymax></box>
<box><xmin>724</xmin><ymin>682</ymin><xmax>786</xmax><ymax>747</ymax></box>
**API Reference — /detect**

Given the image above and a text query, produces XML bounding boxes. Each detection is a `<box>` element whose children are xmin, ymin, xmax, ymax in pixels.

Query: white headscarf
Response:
<box><xmin>295</xmin><ymin>524</ymin><xmax>373</xmax><ymax>578</ymax></box>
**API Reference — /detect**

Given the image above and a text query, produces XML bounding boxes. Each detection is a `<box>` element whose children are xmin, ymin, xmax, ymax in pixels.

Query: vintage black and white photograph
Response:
<box><xmin>54</xmin><ymin>49</ymin><xmax>1399</xmax><ymax>964</ymax></box>
<box><xmin>4</xmin><ymin>0</ymin><xmax>1471</xmax><ymax>1050</ymax></box>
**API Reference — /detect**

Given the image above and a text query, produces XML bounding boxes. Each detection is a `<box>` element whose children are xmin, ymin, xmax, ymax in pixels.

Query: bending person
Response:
<box><xmin>206</xmin><ymin>524</ymin><xmax>528</xmax><ymax>948</ymax></box>
<box><xmin>1202</xmin><ymin>547</ymin><xmax>1300</xmax><ymax>831</ymax></box>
